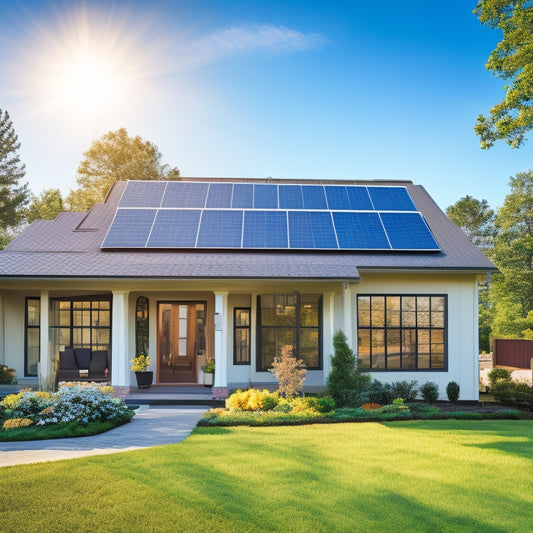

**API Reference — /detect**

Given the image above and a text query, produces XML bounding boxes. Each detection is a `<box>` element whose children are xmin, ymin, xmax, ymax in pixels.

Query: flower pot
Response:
<box><xmin>135</xmin><ymin>371</ymin><xmax>153</xmax><ymax>389</ymax></box>
<box><xmin>203</xmin><ymin>372</ymin><xmax>214</xmax><ymax>387</ymax></box>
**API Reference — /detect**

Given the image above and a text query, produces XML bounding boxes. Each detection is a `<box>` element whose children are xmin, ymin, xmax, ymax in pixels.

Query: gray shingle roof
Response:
<box><xmin>0</xmin><ymin>179</ymin><xmax>496</xmax><ymax>280</ymax></box>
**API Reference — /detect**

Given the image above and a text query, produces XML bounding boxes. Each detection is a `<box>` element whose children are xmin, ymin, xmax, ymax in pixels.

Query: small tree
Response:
<box><xmin>269</xmin><ymin>345</ymin><xmax>306</xmax><ymax>399</ymax></box>
<box><xmin>488</xmin><ymin>368</ymin><xmax>512</xmax><ymax>391</ymax></box>
<box><xmin>327</xmin><ymin>330</ymin><xmax>370</xmax><ymax>407</ymax></box>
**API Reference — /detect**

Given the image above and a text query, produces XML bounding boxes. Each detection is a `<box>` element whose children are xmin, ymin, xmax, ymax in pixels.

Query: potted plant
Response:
<box><xmin>201</xmin><ymin>358</ymin><xmax>215</xmax><ymax>387</ymax></box>
<box><xmin>130</xmin><ymin>355</ymin><xmax>153</xmax><ymax>389</ymax></box>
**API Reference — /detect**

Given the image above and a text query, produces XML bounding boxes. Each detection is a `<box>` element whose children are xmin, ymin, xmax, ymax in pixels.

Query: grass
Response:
<box><xmin>0</xmin><ymin>413</ymin><xmax>134</xmax><ymax>441</ymax></box>
<box><xmin>1</xmin><ymin>420</ymin><xmax>531</xmax><ymax>532</ymax></box>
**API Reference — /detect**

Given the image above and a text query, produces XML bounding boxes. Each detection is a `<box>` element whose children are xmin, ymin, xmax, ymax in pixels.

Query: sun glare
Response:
<box><xmin>14</xmin><ymin>5</ymin><xmax>166</xmax><ymax>132</ymax></box>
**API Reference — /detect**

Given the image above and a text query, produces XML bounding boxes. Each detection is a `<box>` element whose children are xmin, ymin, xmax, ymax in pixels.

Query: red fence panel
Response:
<box><xmin>493</xmin><ymin>339</ymin><xmax>533</xmax><ymax>369</ymax></box>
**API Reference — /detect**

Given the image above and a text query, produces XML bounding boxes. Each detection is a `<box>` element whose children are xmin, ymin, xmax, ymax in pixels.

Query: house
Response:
<box><xmin>0</xmin><ymin>178</ymin><xmax>496</xmax><ymax>400</ymax></box>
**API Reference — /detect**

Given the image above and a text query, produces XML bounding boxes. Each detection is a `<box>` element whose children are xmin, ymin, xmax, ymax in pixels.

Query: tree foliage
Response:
<box><xmin>67</xmin><ymin>128</ymin><xmax>180</xmax><ymax>211</ymax></box>
<box><xmin>0</xmin><ymin>109</ymin><xmax>29</xmax><ymax>231</ymax></box>
<box><xmin>446</xmin><ymin>195</ymin><xmax>496</xmax><ymax>249</ymax></box>
<box><xmin>474</xmin><ymin>0</ymin><xmax>533</xmax><ymax>149</ymax></box>
<box><xmin>268</xmin><ymin>345</ymin><xmax>307</xmax><ymax>398</ymax></box>
<box><xmin>26</xmin><ymin>188</ymin><xmax>64</xmax><ymax>224</ymax></box>
<box><xmin>489</xmin><ymin>170</ymin><xmax>533</xmax><ymax>338</ymax></box>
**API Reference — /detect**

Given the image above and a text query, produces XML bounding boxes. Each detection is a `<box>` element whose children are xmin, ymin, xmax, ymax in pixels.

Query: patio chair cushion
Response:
<box><xmin>75</xmin><ymin>349</ymin><xmax>91</xmax><ymax>370</ymax></box>
<box><xmin>89</xmin><ymin>350</ymin><xmax>108</xmax><ymax>376</ymax></box>
<box><xmin>59</xmin><ymin>349</ymin><xmax>77</xmax><ymax>370</ymax></box>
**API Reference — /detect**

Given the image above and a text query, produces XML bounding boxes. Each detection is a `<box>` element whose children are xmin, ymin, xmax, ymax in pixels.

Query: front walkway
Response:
<box><xmin>0</xmin><ymin>405</ymin><xmax>208</xmax><ymax>467</ymax></box>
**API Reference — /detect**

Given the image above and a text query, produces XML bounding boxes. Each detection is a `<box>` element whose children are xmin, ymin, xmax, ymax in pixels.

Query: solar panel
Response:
<box><xmin>254</xmin><ymin>184</ymin><xmax>278</xmax><ymax>209</ymax></box>
<box><xmin>347</xmin><ymin>187</ymin><xmax>373</xmax><ymax>210</ymax></box>
<box><xmin>147</xmin><ymin>210</ymin><xmax>201</xmax><ymax>247</ymax></box>
<box><xmin>232</xmin><ymin>184</ymin><xmax>254</xmax><ymax>208</ymax></box>
<box><xmin>333</xmin><ymin>212</ymin><xmax>390</xmax><ymax>249</ymax></box>
<box><xmin>243</xmin><ymin>211</ymin><xmax>288</xmax><ymax>248</ymax></box>
<box><xmin>197</xmin><ymin>210</ymin><xmax>243</xmax><ymax>248</ymax></box>
<box><xmin>325</xmin><ymin>186</ymin><xmax>351</xmax><ymax>210</ymax></box>
<box><xmin>102</xmin><ymin>209</ymin><xmax>155</xmax><ymax>247</ymax></box>
<box><xmin>380</xmin><ymin>212</ymin><xmax>439</xmax><ymax>250</ymax></box>
<box><xmin>161</xmin><ymin>182</ymin><xmax>209</xmax><ymax>208</ymax></box>
<box><xmin>302</xmin><ymin>185</ymin><xmax>328</xmax><ymax>209</ymax></box>
<box><xmin>102</xmin><ymin>181</ymin><xmax>440</xmax><ymax>251</ymax></box>
<box><xmin>279</xmin><ymin>185</ymin><xmax>303</xmax><ymax>209</ymax></box>
<box><xmin>368</xmin><ymin>186</ymin><xmax>416</xmax><ymax>211</ymax></box>
<box><xmin>119</xmin><ymin>181</ymin><xmax>166</xmax><ymax>208</ymax></box>
<box><xmin>207</xmin><ymin>183</ymin><xmax>233</xmax><ymax>208</ymax></box>
<box><xmin>288</xmin><ymin>211</ymin><xmax>337</xmax><ymax>248</ymax></box>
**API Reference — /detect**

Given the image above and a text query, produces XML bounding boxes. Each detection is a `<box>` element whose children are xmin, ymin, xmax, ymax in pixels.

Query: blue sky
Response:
<box><xmin>0</xmin><ymin>0</ymin><xmax>530</xmax><ymax>211</ymax></box>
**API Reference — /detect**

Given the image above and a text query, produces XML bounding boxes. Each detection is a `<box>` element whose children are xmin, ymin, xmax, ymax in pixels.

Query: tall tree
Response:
<box><xmin>67</xmin><ymin>128</ymin><xmax>180</xmax><ymax>211</ymax></box>
<box><xmin>489</xmin><ymin>170</ymin><xmax>533</xmax><ymax>338</ymax></box>
<box><xmin>26</xmin><ymin>188</ymin><xmax>64</xmax><ymax>224</ymax></box>
<box><xmin>446</xmin><ymin>195</ymin><xmax>496</xmax><ymax>250</ymax></box>
<box><xmin>474</xmin><ymin>0</ymin><xmax>533</xmax><ymax>149</ymax></box>
<box><xmin>0</xmin><ymin>109</ymin><xmax>29</xmax><ymax>230</ymax></box>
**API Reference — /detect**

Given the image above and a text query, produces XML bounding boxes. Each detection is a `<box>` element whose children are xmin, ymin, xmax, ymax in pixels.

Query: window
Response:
<box><xmin>234</xmin><ymin>308</ymin><xmax>250</xmax><ymax>364</ymax></box>
<box><xmin>357</xmin><ymin>295</ymin><xmax>446</xmax><ymax>371</ymax></box>
<box><xmin>257</xmin><ymin>294</ymin><xmax>322</xmax><ymax>371</ymax></box>
<box><xmin>50</xmin><ymin>297</ymin><xmax>111</xmax><ymax>354</ymax></box>
<box><xmin>25</xmin><ymin>298</ymin><xmax>40</xmax><ymax>376</ymax></box>
<box><xmin>135</xmin><ymin>296</ymin><xmax>149</xmax><ymax>356</ymax></box>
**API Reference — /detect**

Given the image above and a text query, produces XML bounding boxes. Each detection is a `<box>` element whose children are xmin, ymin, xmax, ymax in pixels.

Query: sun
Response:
<box><xmin>14</xmin><ymin>5</ymin><xmax>165</xmax><ymax>131</ymax></box>
<box><xmin>53</xmin><ymin>48</ymin><xmax>124</xmax><ymax>115</ymax></box>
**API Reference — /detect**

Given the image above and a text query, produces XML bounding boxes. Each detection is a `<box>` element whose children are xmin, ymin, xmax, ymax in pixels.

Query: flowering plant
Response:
<box><xmin>0</xmin><ymin>386</ymin><xmax>133</xmax><ymax>426</ymax></box>
<box><xmin>130</xmin><ymin>355</ymin><xmax>151</xmax><ymax>372</ymax></box>
<box><xmin>201</xmin><ymin>358</ymin><xmax>215</xmax><ymax>374</ymax></box>
<box><xmin>0</xmin><ymin>365</ymin><xmax>16</xmax><ymax>384</ymax></box>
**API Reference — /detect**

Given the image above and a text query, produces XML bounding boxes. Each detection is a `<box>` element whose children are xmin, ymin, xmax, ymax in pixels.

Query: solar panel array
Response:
<box><xmin>101</xmin><ymin>181</ymin><xmax>440</xmax><ymax>251</ymax></box>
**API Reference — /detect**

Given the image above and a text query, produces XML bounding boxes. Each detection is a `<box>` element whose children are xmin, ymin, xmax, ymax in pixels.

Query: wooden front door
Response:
<box><xmin>157</xmin><ymin>302</ymin><xmax>206</xmax><ymax>383</ymax></box>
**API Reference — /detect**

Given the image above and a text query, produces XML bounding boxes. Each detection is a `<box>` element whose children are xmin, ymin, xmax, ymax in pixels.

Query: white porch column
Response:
<box><xmin>342</xmin><ymin>282</ymin><xmax>353</xmax><ymax>348</ymax></box>
<box><xmin>213</xmin><ymin>291</ymin><xmax>229</xmax><ymax>399</ymax></box>
<box><xmin>0</xmin><ymin>291</ymin><xmax>4</xmax><ymax>365</ymax></box>
<box><xmin>39</xmin><ymin>290</ymin><xmax>51</xmax><ymax>389</ymax></box>
<box><xmin>322</xmin><ymin>292</ymin><xmax>335</xmax><ymax>385</ymax></box>
<box><xmin>111</xmin><ymin>290</ymin><xmax>130</xmax><ymax>391</ymax></box>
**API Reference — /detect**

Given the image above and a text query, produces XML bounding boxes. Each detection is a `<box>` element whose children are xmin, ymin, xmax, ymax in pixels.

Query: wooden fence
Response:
<box><xmin>493</xmin><ymin>339</ymin><xmax>533</xmax><ymax>369</ymax></box>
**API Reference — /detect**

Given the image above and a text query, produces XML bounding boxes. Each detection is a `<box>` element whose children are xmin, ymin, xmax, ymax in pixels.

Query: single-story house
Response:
<box><xmin>0</xmin><ymin>178</ymin><xmax>496</xmax><ymax>399</ymax></box>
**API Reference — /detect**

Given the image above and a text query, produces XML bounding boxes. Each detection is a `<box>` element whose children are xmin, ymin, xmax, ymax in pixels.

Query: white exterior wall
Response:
<box><xmin>0</xmin><ymin>272</ymin><xmax>480</xmax><ymax>399</ymax></box>
<box><xmin>351</xmin><ymin>272</ymin><xmax>479</xmax><ymax>400</ymax></box>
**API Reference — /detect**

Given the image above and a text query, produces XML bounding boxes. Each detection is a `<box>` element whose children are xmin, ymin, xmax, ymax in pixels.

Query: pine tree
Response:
<box><xmin>327</xmin><ymin>330</ymin><xmax>370</xmax><ymax>407</ymax></box>
<box><xmin>0</xmin><ymin>109</ymin><xmax>29</xmax><ymax>231</ymax></box>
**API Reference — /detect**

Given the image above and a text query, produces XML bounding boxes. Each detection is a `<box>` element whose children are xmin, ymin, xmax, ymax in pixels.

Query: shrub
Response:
<box><xmin>391</xmin><ymin>380</ymin><xmax>418</xmax><ymax>402</ymax></box>
<box><xmin>225</xmin><ymin>389</ymin><xmax>279</xmax><ymax>411</ymax></box>
<box><xmin>315</xmin><ymin>396</ymin><xmax>336</xmax><ymax>413</ymax></box>
<box><xmin>361</xmin><ymin>403</ymin><xmax>382</xmax><ymax>411</ymax></box>
<box><xmin>0</xmin><ymin>366</ymin><xmax>16</xmax><ymax>384</ymax></box>
<box><xmin>269</xmin><ymin>346</ymin><xmax>306</xmax><ymax>398</ymax></box>
<box><xmin>493</xmin><ymin>380</ymin><xmax>533</xmax><ymax>411</ymax></box>
<box><xmin>488</xmin><ymin>368</ymin><xmax>512</xmax><ymax>390</ymax></box>
<box><xmin>0</xmin><ymin>391</ymin><xmax>53</xmax><ymax>420</ymax></box>
<box><xmin>420</xmin><ymin>382</ymin><xmax>439</xmax><ymax>404</ymax></box>
<box><xmin>366</xmin><ymin>380</ymin><xmax>394</xmax><ymax>405</ymax></box>
<box><xmin>446</xmin><ymin>381</ymin><xmax>460</xmax><ymax>403</ymax></box>
<box><xmin>327</xmin><ymin>330</ymin><xmax>370</xmax><ymax>407</ymax></box>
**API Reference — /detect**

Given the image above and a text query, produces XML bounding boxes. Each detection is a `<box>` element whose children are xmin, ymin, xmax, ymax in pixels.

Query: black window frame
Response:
<box><xmin>50</xmin><ymin>295</ymin><xmax>112</xmax><ymax>352</ymax></box>
<box><xmin>256</xmin><ymin>294</ymin><xmax>323</xmax><ymax>372</ymax></box>
<box><xmin>357</xmin><ymin>294</ymin><xmax>448</xmax><ymax>372</ymax></box>
<box><xmin>24</xmin><ymin>297</ymin><xmax>40</xmax><ymax>377</ymax></box>
<box><xmin>233</xmin><ymin>307</ymin><xmax>251</xmax><ymax>365</ymax></box>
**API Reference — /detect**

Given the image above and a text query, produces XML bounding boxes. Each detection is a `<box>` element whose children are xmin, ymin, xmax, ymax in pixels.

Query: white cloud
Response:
<box><xmin>178</xmin><ymin>24</ymin><xmax>328</xmax><ymax>69</ymax></box>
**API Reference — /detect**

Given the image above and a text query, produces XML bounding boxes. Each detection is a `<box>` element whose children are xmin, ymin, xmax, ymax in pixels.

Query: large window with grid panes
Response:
<box><xmin>257</xmin><ymin>294</ymin><xmax>322</xmax><ymax>371</ymax></box>
<box><xmin>50</xmin><ymin>296</ymin><xmax>112</xmax><ymax>354</ymax></box>
<box><xmin>357</xmin><ymin>295</ymin><xmax>447</xmax><ymax>371</ymax></box>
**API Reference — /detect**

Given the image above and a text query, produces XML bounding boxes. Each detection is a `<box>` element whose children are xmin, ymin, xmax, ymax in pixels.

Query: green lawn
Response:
<box><xmin>1</xmin><ymin>420</ymin><xmax>531</xmax><ymax>532</ymax></box>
